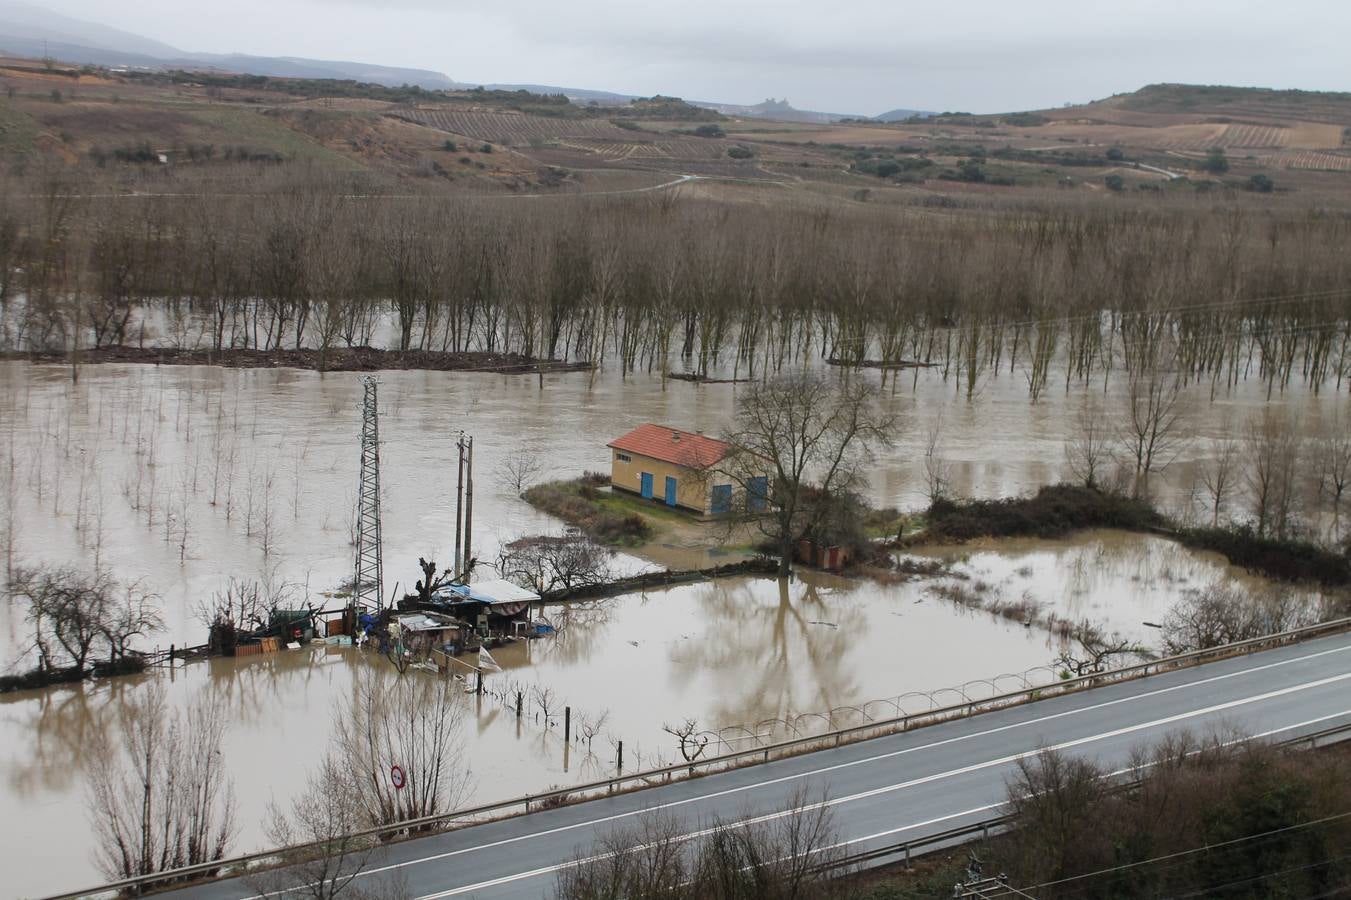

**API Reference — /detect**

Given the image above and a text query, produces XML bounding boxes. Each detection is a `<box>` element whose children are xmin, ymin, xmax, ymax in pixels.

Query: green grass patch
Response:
<box><xmin>523</xmin><ymin>477</ymin><xmax>654</xmax><ymax>546</ymax></box>
<box><xmin>187</xmin><ymin>106</ymin><xmax>365</xmax><ymax>170</ymax></box>
<box><xmin>0</xmin><ymin>101</ymin><xmax>39</xmax><ymax>155</ymax></box>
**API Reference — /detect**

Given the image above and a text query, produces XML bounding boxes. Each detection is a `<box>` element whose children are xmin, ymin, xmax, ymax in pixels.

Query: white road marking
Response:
<box><xmin>409</xmin><ymin>678</ymin><xmax>1351</xmax><ymax>898</ymax></box>
<box><xmin>414</xmin><ymin>700</ymin><xmax>1351</xmax><ymax>898</ymax></box>
<box><xmin>220</xmin><ymin>641</ymin><xmax>1350</xmax><ymax>900</ymax></box>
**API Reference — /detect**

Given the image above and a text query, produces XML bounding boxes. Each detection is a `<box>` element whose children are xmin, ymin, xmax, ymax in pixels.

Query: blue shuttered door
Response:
<box><xmin>748</xmin><ymin>476</ymin><xmax>769</xmax><ymax>512</ymax></box>
<box><xmin>640</xmin><ymin>472</ymin><xmax>654</xmax><ymax>499</ymax></box>
<box><xmin>664</xmin><ymin>476</ymin><xmax>678</xmax><ymax>507</ymax></box>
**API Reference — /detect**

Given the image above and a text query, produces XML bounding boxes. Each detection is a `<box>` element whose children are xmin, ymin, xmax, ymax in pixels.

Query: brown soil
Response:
<box><xmin>5</xmin><ymin>345</ymin><xmax>594</xmax><ymax>374</ymax></box>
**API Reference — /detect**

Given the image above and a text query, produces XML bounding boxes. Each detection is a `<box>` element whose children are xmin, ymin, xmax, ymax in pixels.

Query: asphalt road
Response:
<box><xmin>167</xmin><ymin>632</ymin><xmax>1351</xmax><ymax>900</ymax></box>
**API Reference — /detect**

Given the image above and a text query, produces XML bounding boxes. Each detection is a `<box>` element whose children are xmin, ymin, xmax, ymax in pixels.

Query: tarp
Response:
<box><xmin>436</xmin><ymin>579</ymin><xmax>540</xmax><ymax>607</ymax></box>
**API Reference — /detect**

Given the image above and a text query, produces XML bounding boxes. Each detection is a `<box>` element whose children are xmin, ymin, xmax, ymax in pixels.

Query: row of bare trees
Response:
<box><xmin>2</xmin><ymin>177</ymin><xmax>1349</xmax><ymax>393</ymax></box>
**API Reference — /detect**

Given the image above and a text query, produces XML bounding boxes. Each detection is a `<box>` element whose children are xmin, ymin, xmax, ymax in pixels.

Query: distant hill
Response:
<box><xmin>875</xmin><ymin>108</ymin><xmax>935</xmax><ymax>122</ymax></box>
<box><xmin>0</xmin><ymin>0</ymin><xmax>457</xmax><ymax>89</ymax></box>
<box><xmin>1101</xmin><ymin>83</ymin><xmax>1351</xmax><ymax>125</ymax></box>
<box><xmin>691</xmin><ymin>97</ymin><xmax>861</xmax><ymax>124</ymax></box>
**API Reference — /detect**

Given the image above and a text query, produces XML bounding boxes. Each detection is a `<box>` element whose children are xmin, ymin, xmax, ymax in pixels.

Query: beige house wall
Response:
<box><xmin>611</xmin><ymin>450</ymin><xmax>733</xmax><ymax>514</ymax></box>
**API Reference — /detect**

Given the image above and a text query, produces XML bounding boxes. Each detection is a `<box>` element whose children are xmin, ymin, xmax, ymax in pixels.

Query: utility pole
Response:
<box><xmin>462</xmin><ymin>435</ymin><xmax>474</xmax><ymax>572</ymax></box>
<box><xmin>353</xmin><ymin>377</ymin><xmax>383</xmax><ymax>614</ymax></box>
<box><xmin>453</xmin><ymin>432</ymin><xmax>465</xmax><ymax>576</ymax></box>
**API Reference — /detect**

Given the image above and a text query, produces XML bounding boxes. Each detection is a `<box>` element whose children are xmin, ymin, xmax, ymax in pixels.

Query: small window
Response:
<box><xmin>616</xmin><ymin>452</ymin><xmax>632</xmax><ymax>463</ymax></box>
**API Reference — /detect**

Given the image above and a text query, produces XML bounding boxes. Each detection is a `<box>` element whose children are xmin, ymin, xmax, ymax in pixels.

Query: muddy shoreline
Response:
<box><xmin>2</xmin><ymin>345</ymin><xmax>595</xmax><ymax>374</ymax></box>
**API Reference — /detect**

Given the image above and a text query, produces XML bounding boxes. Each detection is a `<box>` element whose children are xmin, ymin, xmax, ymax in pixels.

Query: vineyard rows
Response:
<box><xmin>1158</xmin><ymin>124</ymin><xmax>1290</xmax><ymax>151</ymax></box>
<box><xmin>1265</xmin><ymin>150</ymin><xmax>1351</xmax><ymax>171</ymax></box>
<box><xmin>397</xmin><ymin>109</ymin><xmax>632</xmax><ymax>142</ymax></box>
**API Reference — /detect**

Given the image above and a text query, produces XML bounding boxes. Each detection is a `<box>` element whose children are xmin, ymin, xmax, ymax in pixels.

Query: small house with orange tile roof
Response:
<box><xmin>606</xmin><ymin>423</ymin><xmax>768</xmax><ymax>516</ymax></box>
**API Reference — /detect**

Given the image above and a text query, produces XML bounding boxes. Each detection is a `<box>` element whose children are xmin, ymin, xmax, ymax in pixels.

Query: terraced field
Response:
<box><xmin>394</xmin><ymin>108</ymin><xmax>633</xmax><ymax>142</ymax></box>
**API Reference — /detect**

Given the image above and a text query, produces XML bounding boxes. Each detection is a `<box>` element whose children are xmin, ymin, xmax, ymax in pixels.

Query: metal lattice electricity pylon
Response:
<box><xmin>353</xmin><ymin>376</ymin><xmax>383</xmax><ymax>613</ymax></box>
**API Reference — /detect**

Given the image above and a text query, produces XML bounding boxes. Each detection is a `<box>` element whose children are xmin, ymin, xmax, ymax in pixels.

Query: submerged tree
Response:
<box><xmin>86</xmin><ymin>683</ymin><xmax>236</xmax><ymax>880</ymax></box>
<box><xmin>718</xmin><ymin>373</ymin><xmax>896</xmax><ymax>576</ymax></box>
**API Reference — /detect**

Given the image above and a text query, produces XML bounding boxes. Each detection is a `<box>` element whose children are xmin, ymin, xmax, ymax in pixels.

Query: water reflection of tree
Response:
<box><xmin>668</xmin><ymin>576</ymin><xmax>864</xmax><ymax>728</ymax></box>
<box><xmin>533</xmin><ymin>598</ymin><xmax>621</xmax><ymax>666</ymax></box>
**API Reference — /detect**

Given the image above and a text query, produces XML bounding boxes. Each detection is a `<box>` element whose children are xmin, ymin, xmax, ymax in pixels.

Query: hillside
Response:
<box><xmin>3</xmin><ymin>61</ymin><xmax>1350</xmax><ymax>203</ymax></box>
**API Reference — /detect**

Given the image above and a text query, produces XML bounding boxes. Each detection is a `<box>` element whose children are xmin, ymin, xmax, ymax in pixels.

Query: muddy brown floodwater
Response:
<box><xmin>0</xmin><ymin>360</ymin><xmax>1344</xmax><ymax>896</ymax></box>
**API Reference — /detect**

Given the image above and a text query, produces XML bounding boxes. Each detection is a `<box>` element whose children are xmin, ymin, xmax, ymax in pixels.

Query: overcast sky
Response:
<box><xmin>35</xmin><ymin>0</ymin><xmax>1351</xmax><ymax>114</ymax></box>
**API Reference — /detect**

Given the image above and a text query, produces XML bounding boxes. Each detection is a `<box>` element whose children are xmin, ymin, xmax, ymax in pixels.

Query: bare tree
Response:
<box><xmin>662</xmin><ymin>718</ymin><xmax>710</xmax><ymax>763</ymax></box>
<box><xmin>922</xmin><ymin>411</ymin><xmax>954</xmax><ymax>503</ymax></box>
<box><xmin>719</xmin><ymin>373</ymin><xmax>896</xmax><ymax>576</ymax></box>
<box><xmin>497</xmin><ymin>449</ymin><xmax>545</xmax><ymax>495</ymax></box>
<box><xmin>11</xmin><ymin>564</ymin><xmax>113</xmax><ymax>675</ymax></box>
<box><xmin>1055</xmin><ymin>622</ymin><xmax>1141</xmax><ymax>677</ymax></box>
<box><xmin>1198</xmin><ymin>434</ymin><xmax>1240</xmax><ymax>527</ymax></box>
<box><xmin>86</xmin><ymin>683</ymin><xmax>236</xmax><ymax>880</ymax></box>
<box><xmin>334</xmin><ymin>669</ymin><xmax>470</xmax><ymax>828</ymax></box>
<box><xmin>554</xmin><ymin>788</ymin><xmax>845</xmax><ymax>900</ymax></box>
<box><xmin>1064</xmin><ymin>398</ymin><xmax>1112</xmax><ymax>491</ymax></box>
<box><xmin>1244</xmin><ymin>410</ymin><xmax>1300</xmax><ymax>539</ymax></box>
<box><xmin>1118</xmin><ymin>369</ymin><xmax>1187</xmax><ymax>497</ymax></box>
<box><xmin>496</xmin><ymin>534</ymin><xmax>614</xmax><ymax>596</ymax></box>
<box><xmin>253</xmin><ymin>753</ymin><xmax>409</xmax><ymax>900</ymax></box>
<box><xmin>1161</xmin><ymin>582</ymin><xmax>1320</xmax><ymax>654</ymax></box>
<box><xmin>532</xmin><ymin>684</ymin><xmax>559</xmax><ymax>726</ymax></box>
<box><xmin>101</xmin><ymin>581</ymin><xmax>164</xmax><ymax>662</ymax></box>
<box><xmin>1315</xmin><ymin>427</ymin><xmax>1351</xmax><ymax>543</ymax></box>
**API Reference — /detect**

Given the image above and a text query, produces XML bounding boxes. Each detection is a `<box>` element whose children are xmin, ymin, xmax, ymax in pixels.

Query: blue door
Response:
<box><xmin>640</xmin><ymin>472</ymin><xmax>654</xmax><ymax>499</ymax></box>
<box><xmin>664</xmin><ymin>476</ymin><xmax>678</xmax><ymax>507</ymax></box>
<box><xmin>748</xmin><ymin>476</ymin><xmax>769</xmax><ymax>512</ymax></box>
<box><xmin>711</xmin><ymin>484</ymin><xmax>732</xmax><ymax>514</ymax></box>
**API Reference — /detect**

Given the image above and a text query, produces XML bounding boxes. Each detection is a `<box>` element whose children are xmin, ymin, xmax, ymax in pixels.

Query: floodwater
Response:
<box><xmin>0</xmin><ymin>358</ymin><xmax>1345</xmax><ymax>895</ymax></box>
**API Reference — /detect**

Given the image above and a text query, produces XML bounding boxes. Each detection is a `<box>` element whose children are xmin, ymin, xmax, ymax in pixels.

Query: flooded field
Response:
<box><xmin>0</xmin><ymin>359</ymin><xmax>1345</xmax><ymax>895</ymax></box>
<box><xmin>0</xmin><ymin>547</ymin><xmax>1271</xmax><ymax>898</ymax></box>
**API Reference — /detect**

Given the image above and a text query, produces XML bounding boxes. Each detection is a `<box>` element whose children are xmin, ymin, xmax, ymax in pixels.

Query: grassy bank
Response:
<box><xmin>522</xmin><ymin>475</ymin><xmax>654</xmax><ymax>546</ymax></box>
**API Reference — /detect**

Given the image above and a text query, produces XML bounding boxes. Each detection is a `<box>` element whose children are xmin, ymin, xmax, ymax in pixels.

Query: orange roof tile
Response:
<box><xmin>607</xmin><ymin>424</ymin><xmax>731</xmax><ymax>469</ymax></box>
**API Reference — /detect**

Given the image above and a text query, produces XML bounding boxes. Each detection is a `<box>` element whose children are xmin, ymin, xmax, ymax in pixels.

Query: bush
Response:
<box><xmin>1248</xmin><ymin>173</ymin><xmax>1275</xmax><ymax>192</ymax></box>
<box><xmin>1106</xmin><ymin>146</ymin><xmax>1125</xmax><ymax>160</ymax></box>
<box><xmin>693</xmin><ymin>124</ymin><xmax>725</xmax><ymax>138</ymax></box>
<box><xmin>726</xmin><ymin>146</ymin><xmax>754</xmax><ymax>159</ymax></box>
<box><xmin>480</xmin><ymin>143</ymin><xmax>493</xmax><ymax>153</ymax></box>
<box><xmin>1202</xmin><ymin>146</ymin><xmax>1229</xmax><ymax>173</ymax></box>
<box><xmin>1105</xmin><ymin>174</ymin><xmax>1125</xmax><ymax>191</ymax></box>
<box><xmin>926</xmin><ymin>484</ymin><xmax>1161</xmax><ymax>541</ymax></box>
<box><xmin>442</xmin><ymin>139</ymin><xmax>457</xmax><ymax>152</ymax></box>
<box><xmin>1176</xmin><ymin>525</ymin><xmax>1350</xmax><ymax>586</ymax></box>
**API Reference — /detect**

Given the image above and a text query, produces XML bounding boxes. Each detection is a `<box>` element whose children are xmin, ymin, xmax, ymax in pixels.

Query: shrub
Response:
<box><xmin>926</xmin><ymin>484</ymin><xmax>1161</xmax><ymax>541</ymax></box>
<box><xmin>1176</xmin><ymin>525</ymin><xmax>1349</xmax><ymax>586</ymax></box>
<box><xmin>1105</xmin><ymin>174</ymin><xmax>1125</xmax><ymax>191</ymax></box>
<box><xmin>726</xmin><ymin>146</ymin><xmax>754</xmax><ymax>159</ymax></box>
<box><xmin>442</xmin><ymin>139</ymin><xmax>457</xmax><ymax>152</ymax></box>
<box><xmin>1202</xmin><ymin>146</ymin><xmax>1229</xmax><ymax>173</ymax></box>
<box><xmin>693</xmin><ymin>124</ymin><xmax>725</xmax><ymax>138</ymax></box>
<box><xmin>1106</xmin><ymin>146</ymin><xmax>1125</xmax><ymax>160</ymax></box>
<box><xmin>1248</xmin><ymin>173</ymin><xmax>1275</xmax><ymax>192</ymax></box>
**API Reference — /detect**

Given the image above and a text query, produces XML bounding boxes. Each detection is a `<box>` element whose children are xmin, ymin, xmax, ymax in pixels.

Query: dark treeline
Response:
<box><xmin>2</xmin><ymin>173</ymin><xmax>1349</xmax><ymax>395</ymax></box>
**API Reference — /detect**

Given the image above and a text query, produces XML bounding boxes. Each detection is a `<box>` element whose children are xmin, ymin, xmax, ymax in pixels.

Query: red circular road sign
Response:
<box><xmin>390</xmin><ymin>764</ymin><xmax>406</xmax><ymax>790</ymax></box>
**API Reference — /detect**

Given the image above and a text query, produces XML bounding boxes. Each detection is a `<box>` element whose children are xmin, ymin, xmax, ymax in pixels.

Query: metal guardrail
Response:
<box><xmin>42</xmin><ymin>616</ymin><xmax>1351</xmax><ymax>900</ymax></box>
